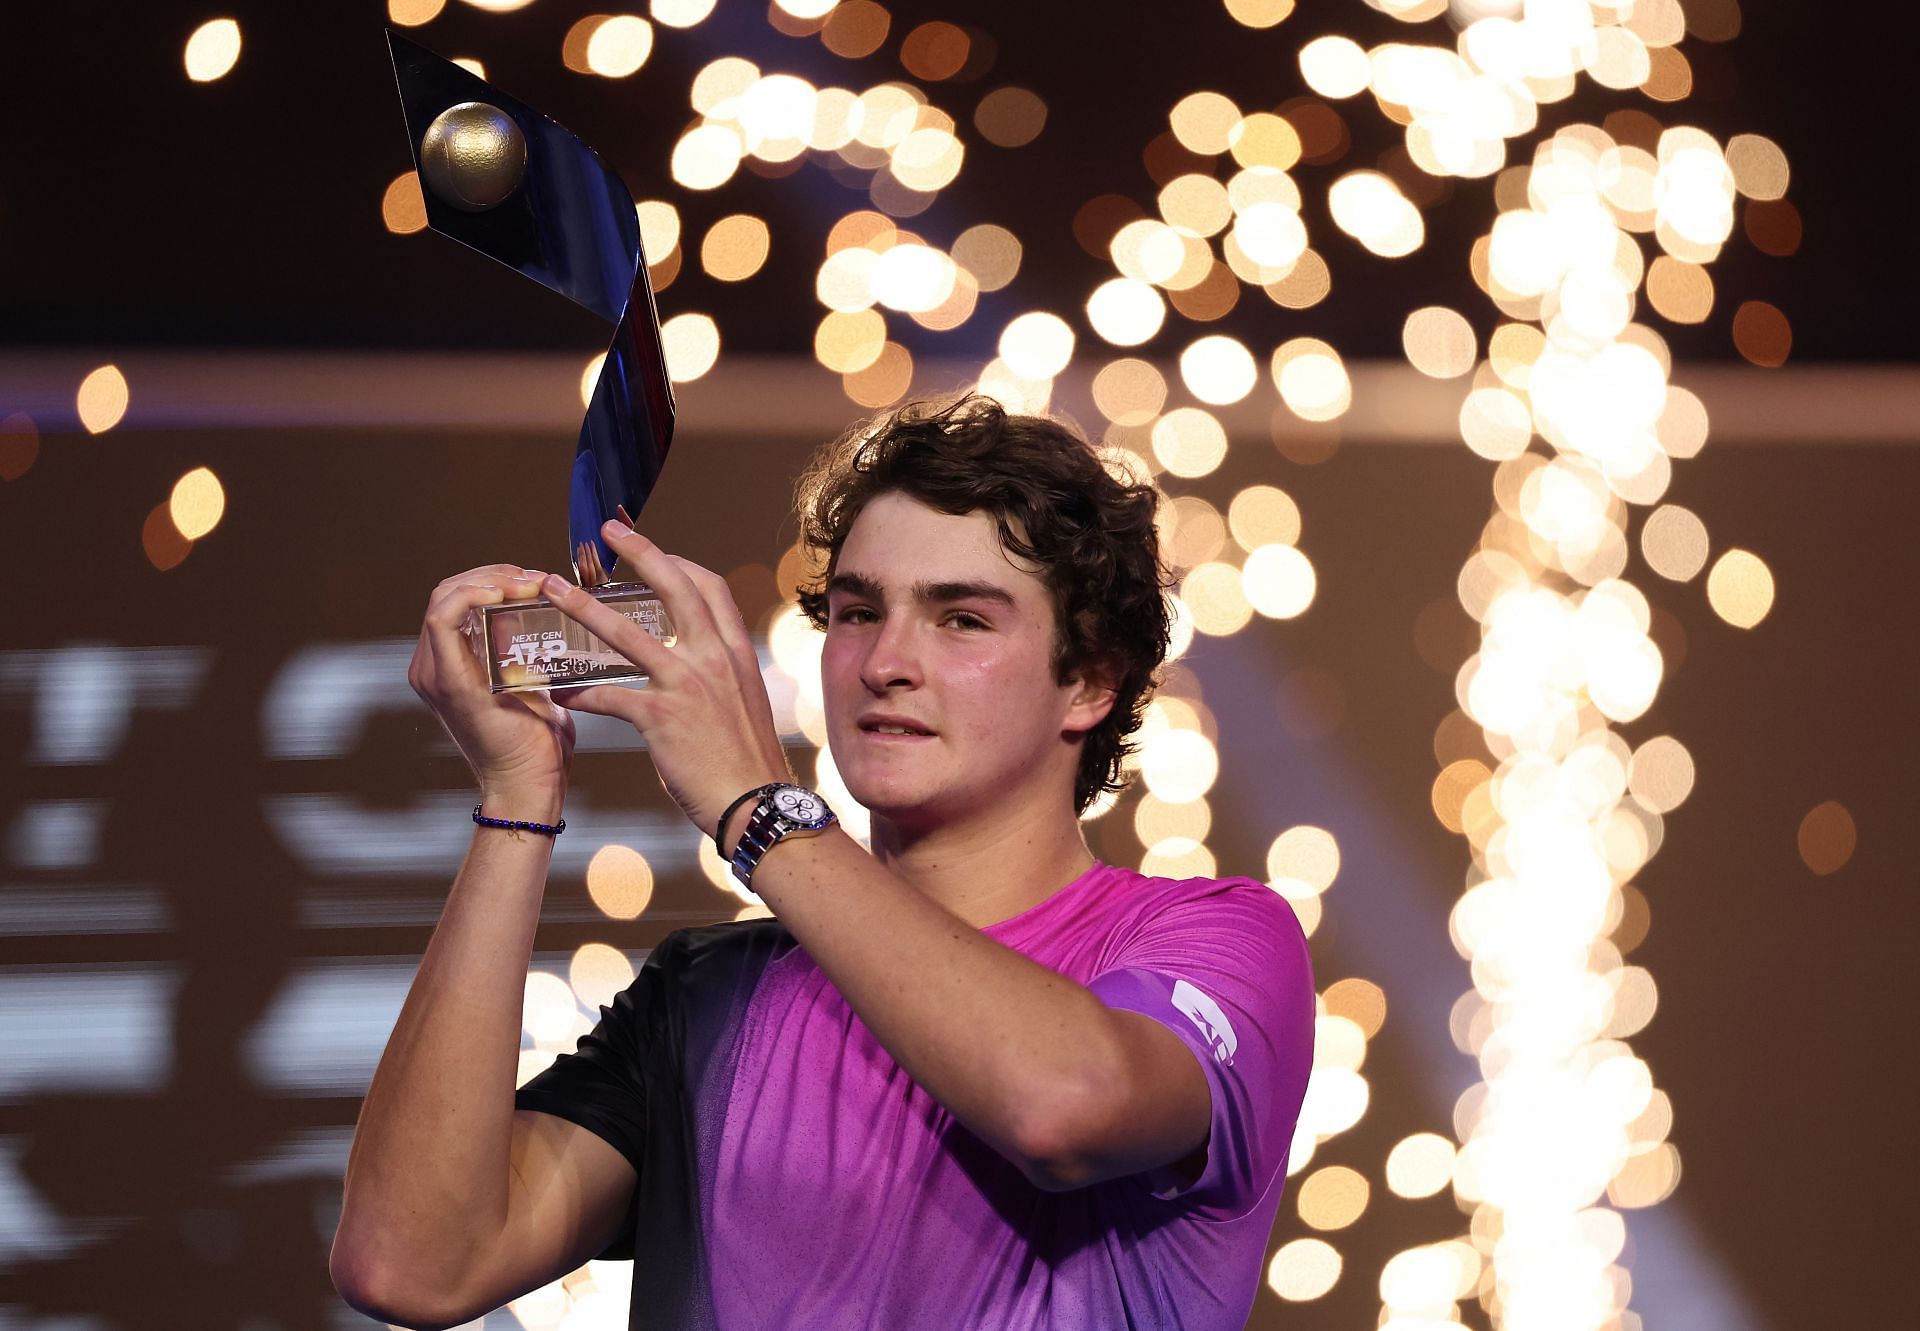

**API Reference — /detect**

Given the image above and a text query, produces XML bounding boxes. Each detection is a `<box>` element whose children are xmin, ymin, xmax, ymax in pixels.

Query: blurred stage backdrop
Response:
<box><xmin>1</xmin><ymin>1</ymin><xmax>1915</xmax><ymax>1328</ymax></box>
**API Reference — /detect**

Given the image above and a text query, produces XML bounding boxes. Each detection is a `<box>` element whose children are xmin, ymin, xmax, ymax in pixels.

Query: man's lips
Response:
<box><xmin>857</xmin><ymin>714</ymin><xmax>937</xmax><ymax>737</ymax></box>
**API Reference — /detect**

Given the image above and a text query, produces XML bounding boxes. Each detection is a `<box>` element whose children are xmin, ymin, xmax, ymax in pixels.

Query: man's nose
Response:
<box><xmin>860</xmin><ymin>614</ymin><xmax>922</xmax><ymax>691</ymax></box>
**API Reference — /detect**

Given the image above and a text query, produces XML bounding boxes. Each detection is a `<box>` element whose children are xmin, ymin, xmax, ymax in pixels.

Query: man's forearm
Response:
<box><xmin>332</xmin><ymin>806</ymin><xmax>558</xmax><ymax>1302</ymax></box>
<box><xmin>744</xmin><ymin>828</ymin><xmax>1145</xmax><ymax>1184</ymax></box>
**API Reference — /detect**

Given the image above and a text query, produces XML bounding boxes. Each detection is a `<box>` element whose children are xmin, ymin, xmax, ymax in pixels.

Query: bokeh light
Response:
<box><xmin>814</xmin><ymin>309</ymin><xmax>887</xmax><ymax>373</ymax></box>
<box><xmin>1170</xmin><ymin>92</ymin><xmax>1242</xmax><ymax>155</ymax></box>
<box><xmin>900</xmin><ymin>21</ymin><xmax>970</xmax><ymax>81</ymax></box>
<box><xmin>1228</xmin><ymin>485</ymin><xmax>1301</xmax><ymax>550</ymax></box>
<box><xmin>672</xmin><ymin>123</ymin><xmax>744</xmax><ymax>190</ymax></box>
<box><xmin>184</xmin><ymin>18</ymin><xmax>242</xmax><ymax>82</ymax></box>
<box><xmin>1640</xmin><ymin>504</ymin><xmax>1708</xmax><ymax>580</ymax></box>
<box><xmin>1646</xmin><ymin>256</ymin><xmax>1714</xmax><ymax>323</ymax></box>
<box><xmin>1266</xmin><ymin>824</ymin><xmax>1339</xmax><ymax>899</ymax></box>
<box><xmin>1271</xmin><ymin>339</ymin><xmax>1351</xmax><ymax>421</ymax></box>
<box><xmin>1242</xmin><ymin>544</ymin><xmax>1316</xmax><ymax>619</ymax></box>
<box><xmin>1726</xmin><ymin>132</ymin><xmax>1789</xmax><ymax>200</ymax></box>
<box><xmin>1183</xmin><ymin>562</ymin><xmax>1254</xmax><ymax>636</ymax></box>
<box><xmin>1267</xmin><ymin>1238</ymin><xmax>1341</xmax><ymax>1301</ymax></box>
<box><xmin>635</xmin><ymin>199</ymin><xmax>681</xmax><ymax>263</ymax></box>
<box><xmin>584</xmin><ymin>15</ymin><xmax>653</xmax><ymax>77</ymax></box>
<box><xmin>1092</xmin><ymin>359</ymin><xmax>1167</xmax><ymax>426</ymax></box>
<box><xmin>652</xmin><ymin>0</ymin><xmax>716</xmax><ymax>25</ymax></box>
<box><xmin>381</xmin><ymin>172</ymin><xmax>428</xmax><ymax>235</ymax></box>
<box><xmin>585</xmin><ymin>844</ymin><xmax>655</xmax><ymax>918</ymax></box>
<box><xmin>1086</xmin><ymin>278</ymin><xmax>1166</xmax><ymax>347</ymax></box>
<box><xmin>1628</xmin><ymin>735</ymin><xmax>1695</xmax><ymax>813</ymax></box>
<box><xmin>1705</xmin><ymin>548</ymin><xmax>1774</xmax><ymax>628</ymax></box>
<box><xmin>974</xmin><ymin>87</ymin><xmax>1048</xmax><ymax>147</ymax></box>
<box><xmin>998</xmin><ymin>311</ymin><xmax>1075</xmax><ymax>379</ymax></box>
<box><xmin>1134</xmin><ymin>793</ymin><xmax>1212</xmax><ymax>848</ymax></box>
<box><xmin>1138</xmin><ymin>727</ymin><xmax>1219</xmax><ymax>803</ymax></box>
<box><xmin>76</xmin><ymin>365</ymin><xmax>129</xmax><ymax>434</ymax></box>
<box><xmin>142</xmin><ymin>505</ymin><xmax>191</xmax><ymax>571</ymax></box>
<box><xmin>1323</xmin><ymin>975</ymin><xmax>1385</xmax><ymax>1038</ymax></box>
<box><xmin>1265</xmin><ymin>249</ymin><xmax>1331</xmax><ymax>308</ymax></box>
<box><xmin>568</xmin><ymin>942</ymin><xmax>636</xmax><ymax>1011</ymax></box>
<box><xmin>1797</xmin><ymin>801</ymin><xmax>1856</xmax><ymax>876</ymax></box>
<box><xmin>169</xmin><ymin>467</ymin><xmax>226</xmax><ymax>540</ymax></box>
<box><xmin>847</xmin><ymin>342</ymin><xmax>914</xmax><ymax>408</ymax></box>
<box><xmin>1732</xmin><ymin>299</ymin><xmax>1792</xmax><ymax>366</ymax></box>
<box><xmin>661</xmin><ymin>312</ymin><xmax>721</xmax><ymax>382</ymax></box>
<box><xmin>1226</xmin><ymin>0</ymin><xmax>1295</xmax><ymax>26</ymax></box>
<box><xmin>951</xmin><ymin>223</ymin><xmax>1022</xmax><ymax>291</ymax></box>
<box><xmin>1328</xmin><ymin>171</ymin><xmax>1423</xmax><ymax>256</ymax></box>
<box><xmin>389</xmin><ymin>0</ymin><xmax>447</xmax><ymax>25</ymax></box>
<box><xmin>0</xmin><ymin>413</ymin><xmax>38</xmax><ymax>482</ymax></box>
<box><xmin>701</xmin><ymin>214</ymin><xmax>771</xmax><ymax>281</ymax></box>
<box><xmin>1402</xmin><ymin>306</ymin><xmax>1477</xmax><ymax>378</ymax></box>
<box><xmin>1228</xmin><ymin>113</ymin><xmax>1302</xmax><ymax>171</ymax></box>
<box><xmin>1180</xmin><ymin>335</ymin><xmax>1258</xmax><ymax>405</ymax></box>
<box><xmin>1299</xmin><ymin>36</ymin><xmax>1370</xmax><ymax>98</ymax></box>
<box><xmin>1297</xmin><ymin>1165</ymin><xmax>1369</xmax><ymax>1230</ymax></box>
<box><xmin>1152</xmin><ymin>408</ymin><xmax>1228</xmax><ymax>479</ymax></box>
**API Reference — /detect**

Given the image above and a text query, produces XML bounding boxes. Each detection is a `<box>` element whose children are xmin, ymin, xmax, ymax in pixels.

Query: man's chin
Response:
<box><xmin>841</xmin><ymin>776</ymin><xmax>949</xmax><ymax>830</ymax></box>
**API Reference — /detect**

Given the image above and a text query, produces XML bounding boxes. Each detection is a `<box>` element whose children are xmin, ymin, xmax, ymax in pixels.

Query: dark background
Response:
<box><xmin>3</xmin><ymin>2</ymin><xmax>1917</xmax><ymax>1328</ymax></box>
<box><xmin>2</xmin><ymin>0</ymin><xmax>1913</xmax><ymax>362</ymax></box>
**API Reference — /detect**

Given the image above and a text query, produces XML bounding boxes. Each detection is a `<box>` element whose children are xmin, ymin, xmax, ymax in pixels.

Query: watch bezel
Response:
<box><xmin>729</xmin><ymin>783</ymin><xmax>837</xmax><ymax>889</ymax></box>
<box><xmin>765</xmin><ymin>782</ymin><xmax>834</xmax><ymax>830</ymax></box>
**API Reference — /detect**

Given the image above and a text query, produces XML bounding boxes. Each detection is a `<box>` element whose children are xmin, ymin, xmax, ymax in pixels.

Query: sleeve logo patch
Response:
<box><xmin>1172</xmin><ymin>979</ymin><xmax>1237</xmax><ymax>1066</ymax></box>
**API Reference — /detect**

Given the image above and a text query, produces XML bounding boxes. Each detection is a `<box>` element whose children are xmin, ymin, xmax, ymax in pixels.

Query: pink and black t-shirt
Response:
<box><xmin>515</xmin><ymin>861</ymin><xmax>1316</xmax><ymax>1329</ymax></box>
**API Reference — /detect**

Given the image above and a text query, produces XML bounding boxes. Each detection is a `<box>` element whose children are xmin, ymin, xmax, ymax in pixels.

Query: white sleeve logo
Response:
<box><xmin>1171</xmin><ymin>979</ymin><xmax>1237</xmax><ymax>1066</ymax></box>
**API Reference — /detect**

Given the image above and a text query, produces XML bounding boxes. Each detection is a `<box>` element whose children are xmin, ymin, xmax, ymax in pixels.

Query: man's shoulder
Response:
<box><xmin>1108</xmin><ymin>863</ymin><xmax>1290</xmax><ymax>911</ymax></box>
<box><xmin>1093</xmin><ymin>864</ymin><xmax>1307</xmax><ymax>948</ymax></box>
<box><xmin>653</xmin><ymin>915</ymin><xmax>795</xmax><ymax>972</ymax></box>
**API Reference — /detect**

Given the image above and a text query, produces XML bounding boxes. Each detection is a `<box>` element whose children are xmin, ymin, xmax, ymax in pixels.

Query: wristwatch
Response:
<box><xmin>729</xmin><ymin>783</ymin><xmax>837</xmax><ymax>888</ymax></box>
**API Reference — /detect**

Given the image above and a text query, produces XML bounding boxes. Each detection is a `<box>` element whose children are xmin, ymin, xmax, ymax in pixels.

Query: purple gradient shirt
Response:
<box><xmin>703</xmin><ymin>862</ymin><xmax>1316</xmax><ymax>1329</ymax></box>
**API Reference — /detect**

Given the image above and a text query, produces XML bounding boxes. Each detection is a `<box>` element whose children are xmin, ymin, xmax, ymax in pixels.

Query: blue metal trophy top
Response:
<box><xmin>387</xmin><ymin>30</ymin><xmax>675</xmax><ymax>586</ymax></box>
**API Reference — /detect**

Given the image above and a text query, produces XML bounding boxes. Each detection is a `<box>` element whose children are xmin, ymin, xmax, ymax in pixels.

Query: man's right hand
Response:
<box><xmin>408</xmin><ymin>564</ymin><xmax>576</xmax><ymax>809</ymax></box>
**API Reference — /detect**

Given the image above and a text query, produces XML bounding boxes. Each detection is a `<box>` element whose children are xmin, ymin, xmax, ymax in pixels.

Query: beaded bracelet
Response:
<box><xmin>472</xmin><ymin>806</ymin><xmax>566</xmax><ymax>837</ymax></box>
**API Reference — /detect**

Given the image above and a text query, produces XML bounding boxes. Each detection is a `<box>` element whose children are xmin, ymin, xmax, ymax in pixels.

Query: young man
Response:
<box><xmin>330</xmin><ymin>395</ymin><xmax>1316</xmax><ymax>1330</ymax></box>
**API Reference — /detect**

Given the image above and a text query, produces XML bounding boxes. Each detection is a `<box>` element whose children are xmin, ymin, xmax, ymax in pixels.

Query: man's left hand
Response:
<box><xmin>539</xmin><ymin>521</ymin><xmax>792</xmax><ymax>844</ymax></box>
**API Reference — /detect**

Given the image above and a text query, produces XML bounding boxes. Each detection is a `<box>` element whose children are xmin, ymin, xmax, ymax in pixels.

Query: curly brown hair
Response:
<box><xmin>793</xmin><ymin>393</ymin><xmax>1170</xmax><ymax>814</ymax></box>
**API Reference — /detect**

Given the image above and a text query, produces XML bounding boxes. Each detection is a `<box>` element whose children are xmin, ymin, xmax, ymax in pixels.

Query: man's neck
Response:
<box><xmin>867</xmin><ymin>800</ymin><xmax>1100</xmax><ymax>930</ymax></box>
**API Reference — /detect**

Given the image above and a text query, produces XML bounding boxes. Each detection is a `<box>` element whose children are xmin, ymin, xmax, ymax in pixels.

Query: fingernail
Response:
<box><xmin>542</xmin><ymin>573</ymin><xmax>571</xmax><ymax>597</ymax></box>
<box><xmin>602</xmin><ymin>519</ymin><xmax>626</xmax><ymax>539</ymax></box>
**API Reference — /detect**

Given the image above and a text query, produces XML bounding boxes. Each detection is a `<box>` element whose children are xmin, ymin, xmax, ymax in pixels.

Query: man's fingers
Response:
<box><xmin>593</xmin><ymin>524</ymin><xmax>722</xmax><ymax>644</ymax></box>
<box><xmin>538</xmin><ymin>573</ymin><xmax>676</xmax><ymax>677</ymax></box>
<box><xmin>428</xmin><ymin>563</ymin><xmax>531</xmax><ymax>603</ymax></box>
<box><xmin>667</xmin><ymin>555</ymin><xmax>760</xmax><ymax>670</ymax></box>
<box><xmin>426</xmin><ymin>579</ymin><xmax>508</xmax><ymax>631</ymax></box>
<box><xmin>551</xmin><ymin>682</ymin><xmax>650</xmax><ymax>727</ymax></box>
<box><xmin>422</xmin><ymin>583</ymin><xmax>508</xmax><ymax>690</ymax></box>
<box><xmin>426</xmin><ymin>571</ymin><xmax>545</xmax><ymax>629</ymax></box>
<box><xmin>420</xmin><ymin>572</ymin><xmax>547</xmax><ymax>690</ymax></box>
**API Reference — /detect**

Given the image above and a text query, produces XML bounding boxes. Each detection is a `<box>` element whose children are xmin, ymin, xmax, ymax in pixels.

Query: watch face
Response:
<box><xmin>772</xmin><ymin>785</ymin><xmax>827</xmax><ymax>824</ymax></box>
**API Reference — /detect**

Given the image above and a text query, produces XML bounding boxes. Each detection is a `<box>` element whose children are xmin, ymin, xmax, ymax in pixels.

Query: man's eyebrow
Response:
<box><xmin>918</xmin><ymin>579</ymin><xmax>1016</xmax><ymax>607</ymax></box>
<box><xmin>827</xmin><ymin>572</ymin><xmax>885</xmax><ymax>601</ymax></box>
<box><xmin>827</xmin><ymin>573</ymin><xmax>1017</xmax><ymax>608</ymax></box>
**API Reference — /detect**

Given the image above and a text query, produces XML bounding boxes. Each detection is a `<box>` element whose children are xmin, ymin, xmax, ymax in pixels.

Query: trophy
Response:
<box><xmin>389</xmin><ymin>31</ymin><xmax>677</xmax><ymax>691</ymax></box>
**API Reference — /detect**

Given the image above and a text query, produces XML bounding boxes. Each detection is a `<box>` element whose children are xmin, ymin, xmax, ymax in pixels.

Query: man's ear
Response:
<box><xmin>1062</xmin><ymin>662</ymin><xmax>1119</xmax><ymax>735</ymax></box>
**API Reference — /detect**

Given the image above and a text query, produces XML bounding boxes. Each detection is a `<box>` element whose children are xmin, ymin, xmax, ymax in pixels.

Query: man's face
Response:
<box><xmin>820</xmin><ymin>492</ymin><xmax>1109</xmax><ymax>828</ymax></box>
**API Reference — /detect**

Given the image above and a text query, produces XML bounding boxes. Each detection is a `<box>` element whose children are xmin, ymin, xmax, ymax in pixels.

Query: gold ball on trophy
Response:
<box><xmin>418</xmin><ymin>101</ymin><xmax>528</xmax><ymax>212</ymax></box>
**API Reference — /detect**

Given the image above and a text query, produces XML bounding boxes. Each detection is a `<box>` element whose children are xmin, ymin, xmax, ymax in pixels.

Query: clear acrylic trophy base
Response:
<box><xmin>463</xmin><ymin>580</ymin><xmax>675</xmax><ymax>692</ymax></box>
